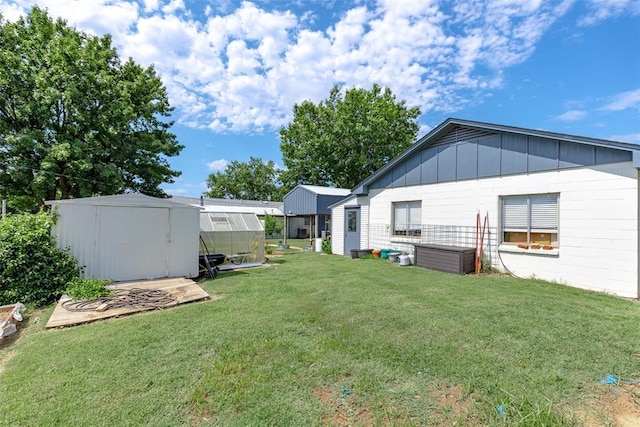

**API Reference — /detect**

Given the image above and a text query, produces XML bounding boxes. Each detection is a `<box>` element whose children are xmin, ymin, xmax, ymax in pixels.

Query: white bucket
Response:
<box><xmin>315</xmin><ymin>238</ymin><xmax>323</xmax><ymax>252</ymax></box>
<box><xmin>398</xmin><ymin>255</ymin><xmax>411</xmax><ymax>266</ymax></box>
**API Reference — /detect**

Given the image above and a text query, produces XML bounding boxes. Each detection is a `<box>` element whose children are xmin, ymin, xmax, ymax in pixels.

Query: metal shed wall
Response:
<box><xmin>317</xmin><ymin>194</ymin><xmax>349</xmax><ymax>215</ymax></box>
<box><xmin>49</xmin><ymin>196</ymin><xmax>200</xmax><ymax>281</ymax></box>
<box><xmin>284</xmin><ymin>186</ymin><xmax>350</xmax><ymax>215</ymax></box>
<box><xmin>283</xmin><ymin>186</ymin><xmax>317</xmax><ymax>215</ymax></box>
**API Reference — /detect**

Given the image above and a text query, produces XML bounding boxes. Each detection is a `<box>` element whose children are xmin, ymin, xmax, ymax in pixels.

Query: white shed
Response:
<box><xmin>46</xmin><ymin>194</ymin><xmax>201</xmax><ymax>281</ymax></box>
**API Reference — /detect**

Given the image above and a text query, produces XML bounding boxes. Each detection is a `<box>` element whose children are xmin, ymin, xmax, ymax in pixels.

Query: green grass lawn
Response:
<box><xmin>1</xmin><ymin>250</ymin><xmax>639</xmax><ymax>426</ymax></box>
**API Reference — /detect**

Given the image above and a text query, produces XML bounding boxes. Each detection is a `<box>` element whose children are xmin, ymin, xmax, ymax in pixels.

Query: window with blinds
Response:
<box><xmin>393</xmin><ymin>201</ymin><xmax>421</xmax><ymax>237</ymax></box>
<box><xmin>501</xmin><ymin>194</ymin><xmax>558</xmax><ymax>248</ymax></box>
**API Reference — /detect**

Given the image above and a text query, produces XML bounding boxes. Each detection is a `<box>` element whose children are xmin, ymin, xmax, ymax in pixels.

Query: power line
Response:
<box><xmin>1</xmin><ymin>161</ymin><xmax>122</xmax><ymax>187</ymax></box>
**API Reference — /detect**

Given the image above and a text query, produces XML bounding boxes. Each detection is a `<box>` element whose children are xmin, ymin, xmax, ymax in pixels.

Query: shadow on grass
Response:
<box><xmin>265</xmin><ymin>257</ymin><xmax>288</xmax><ymax>265</ymax></box>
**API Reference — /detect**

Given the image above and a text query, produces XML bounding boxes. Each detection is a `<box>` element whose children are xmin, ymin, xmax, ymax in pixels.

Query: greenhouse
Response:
<box><xmin>199</xmin><ymin>211</ymin><xmax>265</xmax><ymax>270</ymax></box>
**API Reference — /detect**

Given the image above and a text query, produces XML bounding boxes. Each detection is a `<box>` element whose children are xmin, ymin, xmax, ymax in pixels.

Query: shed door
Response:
<box><xmin>95</xmin><ymin>207</ymin><xmax>169</xmax><ymax>280</ymax></box>
<box><xmin>344</xmin><ymin>207</ymin><xmax>360</xmax><ymax>254</ymax></box>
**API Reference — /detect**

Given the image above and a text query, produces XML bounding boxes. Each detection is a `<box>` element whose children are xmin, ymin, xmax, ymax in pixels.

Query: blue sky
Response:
<box><xmin>1</xmin><ymin>0</ymin><xmax>639</xmax><ymax>197</ymax></box>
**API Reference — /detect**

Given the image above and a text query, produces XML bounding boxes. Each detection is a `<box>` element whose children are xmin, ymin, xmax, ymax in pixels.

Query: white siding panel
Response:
<box><xmin>360</xmin><ymin>200</ymin><xmax>369</xmax><ymax>250</ymax></box>
<box><xmin>168</xmin><ymin>207</ymin><xmax>200</xmax><ymax>277</ymax></box>
<box><xmin>366</xmin><ymin>162</ymin><xmax>638</xmax><ymax>298</ymax></box>
<box><xmin>331</xmin><ymin>203</ymin><xmax>345</xmax><ymax>255</ymax></box>
<box><xmin>52</xmin><ymin>204</ymin><xmax>99</xmax><ymax>276</ymax></box>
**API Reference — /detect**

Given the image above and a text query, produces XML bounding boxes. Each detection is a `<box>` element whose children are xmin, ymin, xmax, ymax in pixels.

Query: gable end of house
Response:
<box><xmin>354</xmin><ymin>119</ymin><xmax>638</xmax><ymax>194</ymax></box>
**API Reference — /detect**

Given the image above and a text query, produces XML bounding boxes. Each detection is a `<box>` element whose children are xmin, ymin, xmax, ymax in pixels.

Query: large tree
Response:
<box><xmin>205</xmin><ymin>156</ymin><xmax>281</xmax><ymax>200</ymax></box>
<box><xmin>279</xmin><ymin>83</ymin><xmax>421</xmax><ymax>190</ymax></box>
<box><xmin>0</xmin><ymin>7</ymin><xmax>182</xmax><ymax>208</ymax></box>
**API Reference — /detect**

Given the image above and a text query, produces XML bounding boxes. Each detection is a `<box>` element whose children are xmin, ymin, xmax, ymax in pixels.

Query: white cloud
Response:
<box><xmin>556</xmin><ymin>109</ymin><xmax>587</xmax><ymax>121</ymax></box>
<box><xmin>206</xmin><ymin>159</ymin><xmax>229</xmax><ymax>171</ymax></box>
<box><xmin>142</xmin><ymin>0</ymin><xmax>159</xmax><ymax>13</ymax></box>
<box><xmin>579</xmin><ymin>0</ymin><xmax>640</xmax><ymax>26</ymax></box>
<box><xmin>600</xmin><ymin>88</ymin><xmax>640</xmax><ymax>111</ymax></box>
<box><xmin>161</xmin><ymin>0</ymin><xmax>186</xmax><ymax>15</ymax></box>
<box><xmin>609</xmin><ymin>133</ymin><xmax>640</xmax><ymax>144</ymax></box>
<box><xmin>0</xmin><ymin>0</ymin><xmax>621</xmax><ymax>134</ymax></box>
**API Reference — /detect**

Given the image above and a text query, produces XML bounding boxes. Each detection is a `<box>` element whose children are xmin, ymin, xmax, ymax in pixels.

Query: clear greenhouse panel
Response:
<box><xmin>199</xmin><ymin>212</ymin><xmax>265</xmax><ymax>269</ymax></box>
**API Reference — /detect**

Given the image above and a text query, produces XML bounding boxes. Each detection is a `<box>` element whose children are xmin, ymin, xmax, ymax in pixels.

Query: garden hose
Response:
<box><xmin>62</xmin><ymin>288</ymin><xmax>176</xmax><ymax>312</ymax></box>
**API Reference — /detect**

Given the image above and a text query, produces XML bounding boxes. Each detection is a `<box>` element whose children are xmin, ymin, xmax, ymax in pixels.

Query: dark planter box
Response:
<box><xmin>350</xmin><ymin>249</ymin><xmax>359</xmax><ymax>259</ymax></box>
<box><xmin>357</xmin><ymin>249</ymin><xmax>374</xmax><ymax>257</ymax></box>
<box><xmin>414</xmin><ymin>244</ymin><xmax>476</xmax><ymax>274</ymax></box>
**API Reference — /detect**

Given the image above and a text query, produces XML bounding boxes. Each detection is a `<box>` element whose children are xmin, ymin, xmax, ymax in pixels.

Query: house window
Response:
<box><xmin>393</xmin><ymin>201</ymin><xmax>421</xmax><ymax>237</ymax></box>
<box><xmin>501</xmin><ymin>194</ymin><xmax>558</xmax><ymax>248</ymax></box>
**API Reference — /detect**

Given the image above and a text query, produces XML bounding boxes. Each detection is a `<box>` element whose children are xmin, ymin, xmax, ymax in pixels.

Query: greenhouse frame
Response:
<box><xmin>199</xmin><ymin>211</ymin><xmax>265</xmax><ymax>270</ymax></box>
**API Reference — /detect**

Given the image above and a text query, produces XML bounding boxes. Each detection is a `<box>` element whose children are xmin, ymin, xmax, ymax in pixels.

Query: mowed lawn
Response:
<box><xmin>1</xmin><ymin>250</ymin><xmax>639</xmax><ymax>426</ymax></box>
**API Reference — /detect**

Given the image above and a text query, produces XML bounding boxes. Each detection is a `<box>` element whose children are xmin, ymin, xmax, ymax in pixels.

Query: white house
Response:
<box><xmin>331</xmin><ymin>118</ymin><xmax>640</xmax><ymax>298</ymax></box>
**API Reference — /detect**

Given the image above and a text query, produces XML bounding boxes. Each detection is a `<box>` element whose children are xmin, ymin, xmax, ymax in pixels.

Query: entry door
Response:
<box><xmin>344</xmin><ymin>207</ymin><xmax>360</xmax><ymax>254</ymax></box>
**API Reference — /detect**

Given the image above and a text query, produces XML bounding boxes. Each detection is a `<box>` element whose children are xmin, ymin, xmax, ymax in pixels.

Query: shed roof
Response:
<box><xmin>46</xmin><ymin>193</ymin><xmax>199</xmax><ymax>209</ymax></box>
<box><xmin>283</xmin><ymin>185</ymin><xmax>351</xmax><ymax>199</ymax></box>
<box><xmin>170</xmin><ymin>196</ymin><xmax>284</xmax><ymax>216</ymax></box>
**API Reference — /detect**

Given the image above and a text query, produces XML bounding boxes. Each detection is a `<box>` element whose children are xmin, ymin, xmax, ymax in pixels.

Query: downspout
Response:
<box><xmin>634</xmin><ymin>152</ymin><xmax>640</xmax><ymax>299</ymax></box>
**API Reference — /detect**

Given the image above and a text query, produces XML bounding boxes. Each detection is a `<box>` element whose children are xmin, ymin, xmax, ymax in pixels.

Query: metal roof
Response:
<box><xmin>46</xmin><ymin>193</ymin><xmax>198</xmax><ymax>209</ymax></box>
<box><xmin>283</xmin><ymin>185</ymin><xmax>351</xmax><ymax>199</ymax></box>
<box><xmin>170</xmin><ymin>195</ymin><xmax>284</xmax><ymax>216</ymax></box>
<box><xmin>299</xmin><ymin>185</ymin><xmax>351</xmax><ymax>196</ymax></box>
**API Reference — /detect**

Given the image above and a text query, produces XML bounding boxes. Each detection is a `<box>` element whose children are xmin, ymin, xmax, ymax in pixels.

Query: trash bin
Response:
<box><xmin>315</xmin><ymin>238</ymin><xmax>323</xmax><ymax>252</ymax></box>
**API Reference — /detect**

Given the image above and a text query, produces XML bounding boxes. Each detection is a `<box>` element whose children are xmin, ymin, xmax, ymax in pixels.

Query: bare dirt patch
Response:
<box><xmin>590</xmin><ymin>382</ymin><xmax>640</xmax><ymax>426</ymax></box>
<box><xmin>313</xmin><ymin>386</ymin><xmax>374</xmax><ymax>426</ymax></box>
<box><xmin>428</xmin><ymin>382</ymin><xmax>481</xmax><ymax>426</ymax></box>
<box><xmin>570</xmin><ymin>380</ymin><xmax>640</xmax><ymax>426</ymax></box>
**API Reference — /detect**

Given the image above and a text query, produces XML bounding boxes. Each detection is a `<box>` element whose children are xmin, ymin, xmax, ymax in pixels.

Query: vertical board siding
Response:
<box><xmin>437</xmin><ymin>145</ymin><xmax>457</xmax><ymax>182</ymax></box>
<box><xmin>501</xmin><ymin>134</ymin><xmax>528</xmax><ymax>175</ymax></box>
<box><xmin>477</xmin><ymin>135</ymin><xmax>501</xmax><ymax>177</ymax></box>
<box><xmin>366</xmin><ymin>127</ymin><xmax>633</xmax><ymax>191</ymax></box>
<box><xmin>421</xmin><ymin>148</ymin><xmax>438</xmax><ymax>184</ymax></box>
<box><xmin>456</xmin><ymin>141</ymin><xmax>478</xmax><ymax>180</ymax></box>
<box><xmin>284</xmin><ymin>187</ymin><xmax>317</xmax><ymax>215</ymax></box>
<box><xmin>559</xmin><ymin>141</ymin><xmax>595</xmax><ymax>167</ymax></box>
<box><xmin>405</xmin><ymin>155</ymin><xmax>421</xmax><ymax>186</ymax></box>
<box><xmin>596</xmin><ymin>146</ymin><xmax>632</xmax><ymax>163</ymax></box>
<box><xmin>392</xmin><ymin>161</ymin><xmax>406</xmax><ymax>187</ymax></box>
<box><xmin>528</xmin><ymin>137</ymin><xmax>559</xmax><ymax>172</ymax></box>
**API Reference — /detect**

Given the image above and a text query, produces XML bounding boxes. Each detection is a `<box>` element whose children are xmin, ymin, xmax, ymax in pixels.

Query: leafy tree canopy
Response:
<box><xmin>279</xmin><ymin>83</ymin><xmax>421</xmax><ymax>190</ymax></box>
<box><xmin>0</xmin><ymin>7</ymin><xmax>183</xmax><ymax>209</ymax></box>
<box><xmin>205</xmin><ymin>156</ymin><xmax>282</xmax><ymax>200</ymax></box>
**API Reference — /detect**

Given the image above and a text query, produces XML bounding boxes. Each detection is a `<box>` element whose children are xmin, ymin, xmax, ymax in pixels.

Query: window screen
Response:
<box><xmin>502</xmin><ymin>194</ymin><xmax>558</xmax><ymax>247</ymax></box>
<box><xmin>393</xmin><ymin>201</ymin><xmax>421</xmax><ymax>237</ymax></box>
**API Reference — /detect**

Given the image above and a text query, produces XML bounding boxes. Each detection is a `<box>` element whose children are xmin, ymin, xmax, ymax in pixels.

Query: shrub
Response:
<box><xmin>0</xmin><ymin>211</ymin><xmax>82</xmax><ymax>307</ymax></box>
<box><xmin>263</xmin><ymin>213</ymin><xmax>283</xmax><ymax>239</ymax></box>
<box><xmin>321</xmin><ymin>238</ymin><xmax>332</xmax><ymax>254</ymax></box>
<box><xmin>65</xmin><ymin>278</ymin><xmax>113</xmax><ymax>301</ymax></box>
